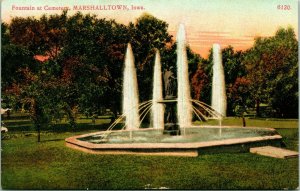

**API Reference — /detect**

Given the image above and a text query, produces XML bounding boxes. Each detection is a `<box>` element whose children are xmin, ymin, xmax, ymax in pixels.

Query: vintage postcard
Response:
<box><xmin>1</xmin><ymin>0</ymin><xmax>298</xmax><ymax>190</ymax></box>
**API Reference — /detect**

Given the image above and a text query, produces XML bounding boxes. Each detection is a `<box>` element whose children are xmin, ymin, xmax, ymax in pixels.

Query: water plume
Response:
<box><xmin>151</xmin><ymin>50</ymin><xmax>164</xmax><ymax>129</ymax></box>
<box><xmin>176</xmin><ymin>24</ymin><xmax>193</xmax><ymax>127</ymax></box>
<box><xmin>212</xmin><ymin>43</ymin><xmax>227</xmax><ymax>117</ymax></box>
<box><xmin>122</xmin><ymin>43</ymin><xmax>140</xmax><ymax>130</ymax></box>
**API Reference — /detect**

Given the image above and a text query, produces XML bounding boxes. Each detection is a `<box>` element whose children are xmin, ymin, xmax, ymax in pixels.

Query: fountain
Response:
<box><xmin>212</xmin><ymin>44</ymin><xmax>227</xmax><ymax>117</ymax></box>
<box><xmin>151</xmin><ymin>50</ymin><xmax>164</xmax><ymax>130</ymax></box>
<box><xmin>65</xmin><ymin>25</ymin><xmax>283</xmax><ymax>157</ymax></box>
<box><xmin>176</xmin><ymin>24</ymin><xmax>193</xmax><ymax>128</ymax></box>
<box><xmin>122</xmin><ymin>44</ymin><xmax>140</xmax><ymax>130</ymax></box>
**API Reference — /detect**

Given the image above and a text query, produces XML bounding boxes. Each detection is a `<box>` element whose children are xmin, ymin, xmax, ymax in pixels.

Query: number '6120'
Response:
<box><xmin>277</xmin><ymin>5</ymin><xmax>291</xmax><ymax>10</ymax></box>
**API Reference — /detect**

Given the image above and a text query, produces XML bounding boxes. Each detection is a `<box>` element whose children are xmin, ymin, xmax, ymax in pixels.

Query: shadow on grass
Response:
<box><xmin>4</xmin><ymin>124</ymin><xmax>35</xmax><ymax>132</ymax></box>
<box><xmin>48</xmin><ymin>123</ymin><xmax>111</xmax><ymax>132</ymax></box>
<box><xmin>49</xmin><ymin>122</ymin><xmax>131</xmax><ymax>132</ymax></box>
<box><xmin>5</xmin><ymin>123</ymin><xmax>114</xmax><ymax>133</ymax></box>
<box><xmin>40</xmin><ymin>138</ymin><xmax>65</xmax><ymax>142</ymax></box>
<box><xmin>248</xmin><ymin>117</ymin><xmax>298</xmax><ymax>121</ymax></box>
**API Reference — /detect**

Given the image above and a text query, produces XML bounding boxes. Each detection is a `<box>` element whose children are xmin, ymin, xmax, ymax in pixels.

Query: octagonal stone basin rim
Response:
<box><xmin>65</xmin><ymin>126</ymin><xmax>282</xmax><ymax>150</ymax></box>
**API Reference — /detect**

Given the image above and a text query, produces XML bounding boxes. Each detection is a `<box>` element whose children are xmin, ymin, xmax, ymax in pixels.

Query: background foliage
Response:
<box><xmin>1</xmin><ymin>11</ymin><xmax>298</xmax><ymax>137</ymax></box>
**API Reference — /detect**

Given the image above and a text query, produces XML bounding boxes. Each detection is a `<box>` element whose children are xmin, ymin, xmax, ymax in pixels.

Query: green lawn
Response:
<box><xmin>195</xmin><ymin>117</ymin><xmax>298</xmax><ymax>128</ymax></box>
<box><xmin>1</xmin><ymin>116</ymin><xmax>299</xmax><ymax>189</ymax></box>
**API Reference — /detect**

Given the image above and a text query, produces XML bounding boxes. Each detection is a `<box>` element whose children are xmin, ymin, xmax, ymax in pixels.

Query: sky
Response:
<box><xmin>2</xmin><ymin>0</ymin><xmax>298</xmax><ymax>58</ymax></box>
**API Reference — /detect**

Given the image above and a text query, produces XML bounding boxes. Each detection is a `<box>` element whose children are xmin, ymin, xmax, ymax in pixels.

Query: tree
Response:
<box><xmin>186</xmin><ymin>46</ymin><xmax>204</xmax><ymax>100</ymax></box>
<box><xmin>191</xmin><ymin>65</ymin><xmax>208</xmax><ymax>101</ymax></box>
<box><xmin>1</xmin><ymin>44</ymin><xmax>36</xmax><ymax>89</ymax></box>
<box><xmin>222</xmin><ymin>46</ymin><xmax>248</xmax><ymax>115</ymax></box>
<box><xmin>197</xmin><ymin>50</ymin><xmax>214</xmax><ymax>105</ymax></box>
<box><xmin>244</xmin><ymin>27</ymin><xmax>298</xmax><ymax>118</ymax></box>
<box><xmin>228</xmin><ymin>77</ymin><xmax>251</xmax><ymax>120</ymax></box>
<box><xmin>1</xmin><ymin>23</ymin><xmax>9</xmax><ymax>45</ymax></box>
<box><xmin>1</xmin><ymin>23</ymin><xmax>37</xmax><ymax>112</ymax></box>
<box><xmin>129</xmin><ymin>13</ymin><xmax>173</xmax><ymax>102</ymax></box>
<box><xmin>9</xmin><ymin>11</ymin><xmax>67</xmax><ymax>57</ymax></box>
<box><xmin>16</xmin><ymin>59</ymin><xmax>63</xmax><ymax>142</ymax></box>
<box><xmin>61</xmin><ymin>12</ymin><xmax>130</xmax><ymax>118</ymax></box>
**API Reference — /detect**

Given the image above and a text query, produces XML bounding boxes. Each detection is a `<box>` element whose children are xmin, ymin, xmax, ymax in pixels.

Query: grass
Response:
<box><xmin>3</xmin><ymin>114</ymin><xmax>298</xmax><ymax>132</ymax></box>
<box><xmin>1</xmin><ymin>115</ymin><xmax>299</xmax><ymax>189</ymax></box>
<box><xmin>195</xmin><ymin>117</ymin><xmax>298</xmax><ymax>128</ymax></box>
<box><xmin>2</xmin><ymin>114</ymin><xmax>112</xmax><ymax>132</ymax></box>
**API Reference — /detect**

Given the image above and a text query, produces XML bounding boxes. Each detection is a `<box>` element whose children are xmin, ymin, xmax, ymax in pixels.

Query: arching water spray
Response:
<box><xmin>151</xmin><ymin>50</ymin><xmax>164</xmax><ymax>129</ymax></box>
<box><xmin>122</xmin><ymin>43</ymin><xmax>140</xmax><ymax>130</ymax></box>
<box><xmin>176</xmin><ymin>24</ymin><xmax>193</xmax><ymax>128</ymax></box>
<box><xmin>212</xmin><ymin>44</ymin><xmax>227</xmax><ymax>117</ymax></box>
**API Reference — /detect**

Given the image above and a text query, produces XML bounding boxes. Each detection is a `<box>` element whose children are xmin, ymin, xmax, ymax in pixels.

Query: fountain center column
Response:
<box><xmin>162</xmin><ymin>66</ymin><xmax>180</xmax><ymax>135</ymax></box>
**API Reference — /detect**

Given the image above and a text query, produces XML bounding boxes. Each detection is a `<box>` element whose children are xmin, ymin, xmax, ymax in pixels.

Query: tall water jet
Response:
<box><xmin>176</xmin><ymin>24</ymin><xmax>193</xmax><ymax>127</ymax></box>
<box><xmin>212</xmin><ymin>43</ymin><xmax>227</xmax><ymax>117</ymax></box>
<box><xmin>122</xmin><ymin>43</ymin><xmax>140</xmax><ymax>130</ymax></box>
<box><xmin>151</xmin><ymin>50</ymin><xmax>164</xmax><ymax>129</ymax></box>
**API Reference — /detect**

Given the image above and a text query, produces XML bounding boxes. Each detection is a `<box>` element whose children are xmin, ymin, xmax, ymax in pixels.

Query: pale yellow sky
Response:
<box><xmin>2</xmin><ymin>0</ymin><xmax>298</xmax><ymax>57</ymax></box>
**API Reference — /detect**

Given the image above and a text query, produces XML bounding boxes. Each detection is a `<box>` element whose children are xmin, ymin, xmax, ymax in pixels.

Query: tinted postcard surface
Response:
<box><xmin>1</xmin><ymin>0</ymin><xmax>298</xmax><ymax>190</ymax></box>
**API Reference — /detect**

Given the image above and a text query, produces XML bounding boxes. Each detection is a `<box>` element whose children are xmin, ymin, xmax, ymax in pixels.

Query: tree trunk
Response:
<box><xmin>112</xmin><ymin>106</ymin><xmax>118</xmax><ymax>119</ymax></box>
<box><xmin>255</xmin><ymin>99</ymin><xmax>260</xmax><ymax>117</ymax></box>
<box><xmin>6</xmin><ymin>110</ymin><xmax>10</xmax><ymax>119</ymax></box>
<box><xmin>64</xmin><ymin>106</ymin><xmax>76</xmax><ymax>128</ymax></box>
<box><xmin>242</xmin><ymin>114</ymin><xmax>246</xmax><ymax>127</ymax></box>
<box><xmin>37</xmin><ymin>124</ymin><xmax>41</xmax><ymax>142</ymax></box>
<box><xmin>109</xmin><ymin>105</ymin><xmax>118</xmax><ymax>126</ymax></box>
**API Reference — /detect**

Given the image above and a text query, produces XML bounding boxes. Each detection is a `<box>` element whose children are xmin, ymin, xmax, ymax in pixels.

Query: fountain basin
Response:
<box><xmin>65</xmin><ymin>126</ymin><xmax>283</xmax><ymax>157</ymax></box>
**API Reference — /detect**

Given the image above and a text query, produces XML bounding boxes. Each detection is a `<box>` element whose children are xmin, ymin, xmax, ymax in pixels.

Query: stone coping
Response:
<box><xmin>65</xmin><ymin>142</ymin><xmax>199</xmax><ymax>157</ymax></box>
<box><xmin>250</xmin><ymin>146</ymin><xmax>299</xmax><ymax>159</ymax></box>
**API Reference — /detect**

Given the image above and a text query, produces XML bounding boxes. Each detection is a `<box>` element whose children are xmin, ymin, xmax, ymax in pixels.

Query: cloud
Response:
<box><xmin>170</xmin><ymin>29</ymin><xmax>256</xmax><ymax>56</ymax></box>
